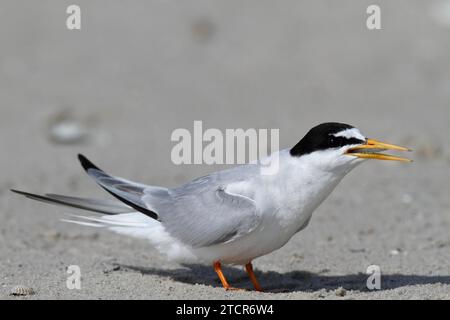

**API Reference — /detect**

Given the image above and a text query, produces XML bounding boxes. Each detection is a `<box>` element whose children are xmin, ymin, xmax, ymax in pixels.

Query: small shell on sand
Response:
<box><xmin>10</xmin><ymin>285</ymin><xmax>35</xmax><ymax>296</ymax></box>
<box><xmin>335</xmin><ymin>287</ymin><xmax>347</xmax><ymax>297</ymax></box>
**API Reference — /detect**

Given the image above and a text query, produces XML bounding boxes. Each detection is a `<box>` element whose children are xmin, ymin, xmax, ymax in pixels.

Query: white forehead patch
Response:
<box><xmin>332</xmin><ymin>128</ymin><xmax>365</xmax><ymax>141</ymax></box>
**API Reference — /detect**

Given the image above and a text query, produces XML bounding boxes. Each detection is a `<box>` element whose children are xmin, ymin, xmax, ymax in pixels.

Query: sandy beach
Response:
<box><xmin>1</xmin><ymin>0</ymin><xmax>450</xmax><ymax>299</ymax></box>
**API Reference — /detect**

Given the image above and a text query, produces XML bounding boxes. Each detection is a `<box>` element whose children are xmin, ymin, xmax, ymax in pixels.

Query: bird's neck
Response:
<box><xmin>266</xmin><ymin>152</ymin><xmax>351</xmax><ymax>229</ymax></box>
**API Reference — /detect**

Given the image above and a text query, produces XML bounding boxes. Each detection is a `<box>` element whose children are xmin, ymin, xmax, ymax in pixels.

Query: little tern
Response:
<box><xmin>11</xmin><ymin>122</ymin><xmax>411</xmax><ymax>291</ymax></box>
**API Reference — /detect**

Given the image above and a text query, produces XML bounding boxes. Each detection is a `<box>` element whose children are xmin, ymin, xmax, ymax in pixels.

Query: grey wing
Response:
<box><xmin>147</xmin><ymin>167</ymin><xmax>262</xmax><ymax>248</ymax></box>
<box><xmin>78</xmin><ymin>154</ymin><xmax>262</xmax><ymax>248</ymax></box>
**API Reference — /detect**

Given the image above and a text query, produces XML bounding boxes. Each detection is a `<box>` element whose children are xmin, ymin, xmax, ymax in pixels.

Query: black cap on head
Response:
<box><xmin>290</xmin><ymin>122</ymin><xmax>365</xmax><ymax>157</ymax></box>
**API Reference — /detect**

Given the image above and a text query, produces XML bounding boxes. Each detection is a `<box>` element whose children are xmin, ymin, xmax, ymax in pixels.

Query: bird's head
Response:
<box><xmin>290</xmin><ymin>122</ymin><xmax>411</xmax><ymax>173</ymax></box>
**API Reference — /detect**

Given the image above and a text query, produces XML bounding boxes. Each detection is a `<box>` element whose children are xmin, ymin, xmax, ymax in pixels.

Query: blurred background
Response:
<box><xmin>1</xmin><ymin>0</ymin><xmax>449</xmax><ymax>184</ymax></box>
<box><xmin>1</xmin><ymin>0</ymin><xmax>450</xmax><ymax>298</ymax></box>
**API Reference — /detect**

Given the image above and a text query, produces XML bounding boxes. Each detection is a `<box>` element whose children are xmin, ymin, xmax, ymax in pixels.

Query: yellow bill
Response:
<box><xmin>345</xmin><ymin>138</ymin><xmax>412</xmax><ymax>162</ymax></box>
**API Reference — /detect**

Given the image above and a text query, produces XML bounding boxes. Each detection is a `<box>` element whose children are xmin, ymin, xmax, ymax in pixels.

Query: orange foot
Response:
<box><xmin>213</xmin><ymin>260</ymin><xmax>264</xmax><ymax>292</ymax></box>
<box><xmin>245</xmin><ymin>262</ymin><xmax>263</xmax><ymax>292</ymax></box>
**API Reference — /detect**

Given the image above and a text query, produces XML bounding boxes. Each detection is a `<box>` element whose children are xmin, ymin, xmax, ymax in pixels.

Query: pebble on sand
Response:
<box><xmin>49</xmin><ymin>120</ymin><xmax>87</xmax><ymax>144</ymax></box>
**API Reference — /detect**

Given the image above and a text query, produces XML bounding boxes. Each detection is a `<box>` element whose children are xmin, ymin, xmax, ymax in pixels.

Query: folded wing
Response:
<box><xmin>147</xmin><ymin>168</ymin><xmax>262</xmax><ymax>248</ymax></box>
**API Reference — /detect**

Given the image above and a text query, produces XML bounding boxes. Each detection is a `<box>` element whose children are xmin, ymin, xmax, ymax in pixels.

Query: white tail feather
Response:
<box><xmin>62</xmin><ymin>212</ymin><xmax>196</xmax><ymax>262</ymax></box>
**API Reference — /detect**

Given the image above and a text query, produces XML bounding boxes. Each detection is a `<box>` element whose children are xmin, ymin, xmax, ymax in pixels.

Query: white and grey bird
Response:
<box><xmin>12</xmin><ymin>122</ymin><xmax>411</xmax><ymax>291</ymax></box>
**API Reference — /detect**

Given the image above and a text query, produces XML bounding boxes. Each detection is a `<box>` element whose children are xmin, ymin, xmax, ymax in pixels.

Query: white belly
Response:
<box><xmin>188</xmin><ymin>206</ymin><xmax>314</xmax><ymax>265</ymax></box>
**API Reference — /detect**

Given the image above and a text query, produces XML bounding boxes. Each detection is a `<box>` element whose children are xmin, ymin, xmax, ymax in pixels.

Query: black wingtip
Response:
<box><xmin>10</xmin><ymin>189</ymin><xmax>28</xmax><ymax>196</ymax></box>
<box><xmin>78</xmin><ymin>154</ymin><xmax>100</xmax><ymax>171</ymax></box>
<box><xmin>10</xmin><ymin>189</ymin><xmax>47</xmax><ymax>201</ymax></box>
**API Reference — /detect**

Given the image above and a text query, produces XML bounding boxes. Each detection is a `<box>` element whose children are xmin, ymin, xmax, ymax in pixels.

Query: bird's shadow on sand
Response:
<box><xmin>115</xmin><ymin>263</ymin><xmax>450</xmax><ymax>293</ymax></box>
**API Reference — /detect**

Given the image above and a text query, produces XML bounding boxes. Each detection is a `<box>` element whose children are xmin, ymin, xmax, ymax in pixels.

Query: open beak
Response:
<box><xmin>345</xmin><ymin>138</ymin><xmax>412</xmax><ymax>162</ymax></box>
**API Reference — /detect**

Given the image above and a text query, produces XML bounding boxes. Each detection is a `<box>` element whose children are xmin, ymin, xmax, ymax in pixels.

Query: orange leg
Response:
<box><xmin>245</xmin><ymin>262</ymin><xmax>263</xmax><ymax>292</ymax></box>
<box><xmin>213</xmin><ymin>261</ymin><xmax>242</xmax><ymax>290</ymax></box>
